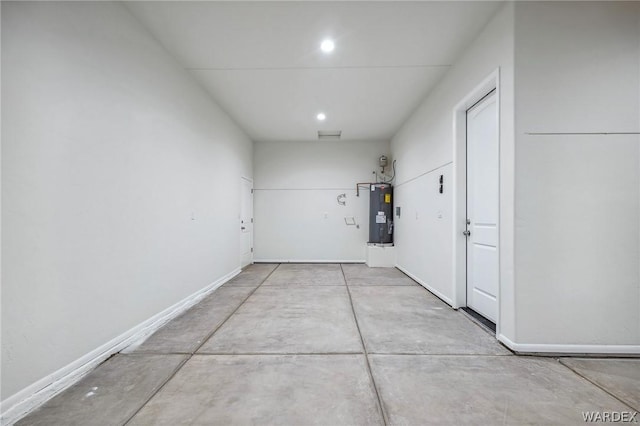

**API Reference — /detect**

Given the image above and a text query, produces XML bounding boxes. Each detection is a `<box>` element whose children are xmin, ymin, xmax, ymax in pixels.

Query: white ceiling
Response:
<box><xmin>126</xmin><ymin>1</ymin><xmax>503</xmax><ymax>142</ymax></box>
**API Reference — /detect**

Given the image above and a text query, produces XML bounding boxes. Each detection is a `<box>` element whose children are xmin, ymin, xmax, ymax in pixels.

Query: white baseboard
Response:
<box><xmin>0</xmin><ymin>268</ymin><xmax>241</xmax><ymax>426</ymax></box>
<box><xmin>498</xmin><ymin>334</ymin><xmax>640</xmax><ymax>355</ymax></box>
<box><xmin>253</xmin><ymin>259</ymin><xmax>365</xmax><ymax>263</ymax></box>
<box><xmin>395</xmin><ymin>264</ymin><xmax>454</xmax><ymax>306</ymax></box>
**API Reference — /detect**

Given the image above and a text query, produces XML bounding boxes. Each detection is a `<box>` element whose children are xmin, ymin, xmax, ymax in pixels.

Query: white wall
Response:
<box><xmin>391</xmin><ymin>3</ymin><xmax>515</xmax><ymax>331</ymax></box>
<box><xmin>392</xmin><ymin>0</ymin><xmax>640</xmax><ymax>352</ymax></box>
<box><xmin>393</xmin><ymin>165</ymin><xmax>455</xmax><ymax>303</ymax></box>
<box><xmin>253</xmin><ymin>140</ymin><xmax>390</xmax><ymax>262</ymax></box>
<box><xmin>1</xmin><ymin>1</ymin><xmax>252</xmax><ymax>403</ymax></box>
<box><xmin>513</xmin><ymin>2</ymin><xmax>640</xmax><ymax>348</ymax></box>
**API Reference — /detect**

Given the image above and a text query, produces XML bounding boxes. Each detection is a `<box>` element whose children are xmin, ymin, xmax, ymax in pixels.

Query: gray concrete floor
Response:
<box><xmin>17</xmin><ymin>264</ymin><xmax>640</xmax><ymax>425</ymax></box>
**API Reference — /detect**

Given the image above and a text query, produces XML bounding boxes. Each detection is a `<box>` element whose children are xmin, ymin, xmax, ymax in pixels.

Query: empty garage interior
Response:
<box><xmin>2</xmin><ymin>1</ymin><xmax>640</xmax><ymax>424</ymax></box>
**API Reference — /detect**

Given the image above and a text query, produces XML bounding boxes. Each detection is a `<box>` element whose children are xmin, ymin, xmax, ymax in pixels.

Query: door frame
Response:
<box><xmin>240</xmin><ymin>176</ymin><xmax>254</xmax><ymax>267</ymax></box>
<box><xmin>452</xmin><ymin>69</ymin><xmax>501</xmax><ymax>333</ymax></box>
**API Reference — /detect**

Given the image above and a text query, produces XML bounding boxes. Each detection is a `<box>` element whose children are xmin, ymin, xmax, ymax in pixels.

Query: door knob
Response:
<box><xmin>463</xmin><ymin>230</ymin><xmax>471</xmax><ymax>237</ymax></box>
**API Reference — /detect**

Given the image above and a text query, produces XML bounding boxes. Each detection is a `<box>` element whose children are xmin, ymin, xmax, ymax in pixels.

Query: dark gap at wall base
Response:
<box><xmin>460</xmin><ymin>307</ymin><xmax>496</xmax><ymax>333</ymax></box>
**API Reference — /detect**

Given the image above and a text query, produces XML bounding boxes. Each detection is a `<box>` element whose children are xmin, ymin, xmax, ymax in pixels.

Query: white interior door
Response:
<box><xmin>466</xmin><ymin>90</ymin><xmax>499</xmax><ymax>323</ymax></box>
<box><xmin>240</xmin><ymin>177</ymin><xmax>253</xmax><ymax>268</ymax></box>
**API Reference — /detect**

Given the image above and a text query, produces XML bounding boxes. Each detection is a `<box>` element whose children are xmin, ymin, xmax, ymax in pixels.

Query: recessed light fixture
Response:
<box><xmin>320</xmin><ymin>39</ymin><xmax>335</xmax><ymax>53</ymax></box>
<box><xmin>316</xmin><ymin>113</ymin><xmax>326</xmax><ymax>121</ymax></box>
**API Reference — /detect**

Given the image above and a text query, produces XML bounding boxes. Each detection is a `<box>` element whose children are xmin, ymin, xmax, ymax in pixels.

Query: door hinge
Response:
<box><xmin>251</xmin><ymin>248</ymin><xmax>253</xmax><ymax>253</ymax></box>
<box><xmin>251</xmin><ymin>189</ymin><xmax>254</xmax><ymax>194</ymax></box>
<box><xmin>251</xmin><ymin>218</ymin><xmax>254</xmax><ymax>223</ymax></box>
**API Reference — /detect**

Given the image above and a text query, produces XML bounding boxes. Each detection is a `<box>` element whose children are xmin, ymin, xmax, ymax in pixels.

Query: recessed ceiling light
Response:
<box><xmin>320</xmin><ymin>39</ymin><xmax>335</xmax><ymax>53</ymax></box>
<box><xmin>317</xmin><ymin>113</ymin><xmax>326</xmax><ymax>121</ymax></box>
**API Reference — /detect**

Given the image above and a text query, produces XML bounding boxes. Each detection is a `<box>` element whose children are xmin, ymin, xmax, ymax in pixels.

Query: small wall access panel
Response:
<box><xmin>369</xmin><ymin>184</ymin><xmax>393</xmax><ymax>244</ymax></box>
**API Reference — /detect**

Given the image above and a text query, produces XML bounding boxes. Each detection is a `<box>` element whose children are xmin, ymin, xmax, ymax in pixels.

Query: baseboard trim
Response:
<box><xmin>395</xmin><ymin>264</ymin><xmax>454</xmax><ymax>306</ymax></box>
<box><xmin>0</xmin><ymin>268</ymin><xmax>241</xmax><ymax>426</ymax></box>
<box><xmin>253</xmin><ymin>259</ymin><xmax>366</xmax><ymax>263</ymax></box>
<box><xmin>498</xmin><ymin>334</ymin><xmax>640</xmax><ymax>355</ymax></box>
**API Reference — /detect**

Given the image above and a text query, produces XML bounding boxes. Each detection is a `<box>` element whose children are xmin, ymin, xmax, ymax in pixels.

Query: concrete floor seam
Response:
<box><xmin>557</xmin><ymin>359</ymin><xmax>640</xmax><ymax>412</ymax></box>
<box><xmin>122</xmin><ymin>264</ymin><xmax>282</xmax><ymax>425</ymax></box>
<box><xmin>348</xmin><ymin>284</ymin><xmax>417</xmax><ymax>287</ymax></box>
<box><xmin>341</xmin><ymin>264</ymin><xmax>389</xmax><ymax>426</ymax></box>
<box><xmin>130</xmin><ymin>352</ymin><xmax>520</xmax><ymax>356</ymax></box>
<box><xmin>195</xmin><ymin>351</ymin><xmax>365</xmax><ymax>356</ymax></box>
<box><xmin>262</xmin><ymin>284</ymin><xmax>346</xmax><ymax>287</ymax></box>
<box><xmin>457</xmin><ymin>312</ymin><xmax>515</xmax><ymax>353</ymax></box>
<box><xmin>123</xmin><ymin>351</ymin><xmax>192</xmax><ymax>356</ymax></box>
<box><xmin>367</xmin><ymin>353</ymin><xmax>516</xmax><ymax>357</ymax></box>
<box><xmin>120</xmin><ymin>355</ymin><xmax>190</xmax><ymax>426</ymax></box>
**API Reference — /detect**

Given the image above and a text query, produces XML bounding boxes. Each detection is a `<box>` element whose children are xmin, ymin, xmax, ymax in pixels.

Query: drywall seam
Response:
<box><xmin>498</xmin><ymin>334</ymin><xmax>640</xmax><ymax>355</ymax></box>
<box><xmin>394</xmin><ymin>161</ymin><xmax>453</xmax><ymax>188</ymax></box>
<box><xmin>253</xmin><ymin>188</ymin><xmax>359</xmax><ymax>191</ymax></box>
<box><xmin>0</xmin><ymin>268</ymin><xmax>240</xmax><ymax>426</ymax></box>
<box><xmin>253</xmin><ymin>259</ymin><xmax>365</xmax><ymax>264</ymax></box>
<box><xmin>395</xmin><ymin>264</ymin><xmax>454</xmax><ymax>306</ymax></box>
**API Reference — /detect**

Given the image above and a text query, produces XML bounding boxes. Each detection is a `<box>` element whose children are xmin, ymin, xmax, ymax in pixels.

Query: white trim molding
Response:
<box><xmin>452</xmin><ymin>68</ymin><xmax>502</xmax><ymax>326</ymax></box>
<box><xmin>498</xmin><ymin>334</ymin><xmax>640</xmax><ymax>355</ymax></box>
<box><xmin>396</xmin><ymin>264</ymin><xmax>454</xmax><ymax>307</ymax></box>
<box><xmin>0</xmin><ymin>268</ymin><xmax>241</xmax><ymax>426</ymax></box>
